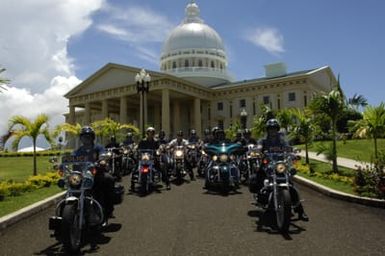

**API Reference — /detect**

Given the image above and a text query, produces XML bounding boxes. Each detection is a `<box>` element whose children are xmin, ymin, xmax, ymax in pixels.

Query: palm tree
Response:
<box><xmin>276</xmin><ymin>108</ymin><xmax>293</xmax><ymax>135</ymax></box>
<box><xmin>289</xmin><ymin>108</ymin><xmax>316</xmax><ymax>165</ymax></box>
<box><xmin>8</xmin><ymin>114</ymin><xmax>52</xmax><ymax>176</ymax></box>
<box><xmin>0</xmin><ymin>67</ymin><xmax>9</xmax><ymax>92</ymax></box>
<box><xmin>251</xmin><ymin>104</ymin><xmax>275</xmax><ymax>138</ymax></box>
<box><xmin>349</xmin><ymin>103</ymin><xmax>385</xmax><ymax>159</ymax></box>
<box><xmin>53</xmin><ymin>122</ymin><xmax>82</xmax><ymax>149</ymax></box>
<box><xmin>348</xmin><ymin>94</ymin><xmax>368</xmax><ymax>112</ymax></box>
<box><xmin>310</xmin><ymin>88</ymin><xmax>345</xmax><ymax>173</ymax></box>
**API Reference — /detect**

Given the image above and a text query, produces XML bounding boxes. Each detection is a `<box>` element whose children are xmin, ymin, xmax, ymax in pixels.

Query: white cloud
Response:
<box><xmin>245</xmin><ymin>27</ymin><xmax>285</xmax><ymax>55</ymax></box>
<box><xmin>0</xmin><ymin>0</ymin><xmax>104</xmax><ymax>135</ymax></box>
<box><xmin>96</xmin><ymin>3</ymin><xmax>175</xmax><ymax>63</ymax></box>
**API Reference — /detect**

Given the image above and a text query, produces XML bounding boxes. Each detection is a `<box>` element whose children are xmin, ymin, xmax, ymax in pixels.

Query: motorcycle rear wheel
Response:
<box><xmin>61</xmin><ymin>204</ymin><xmax>82</xmax><ymax>253</ymax></box>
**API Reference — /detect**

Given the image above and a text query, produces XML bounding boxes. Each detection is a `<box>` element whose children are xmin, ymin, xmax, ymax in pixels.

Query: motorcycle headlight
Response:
<box><xmin>68</xmin><ymin>173</ymin><xmax>82</xmax><ymax>187</ymax></box>
<box><xmin>249</xmin><ymin>151</ymin><xmax>260</xmax><ymax>158</ymax></box>
<box><xmin>107</xmin><ymin>151</ymin><xmax>112</xmax><ymax>157</ymax></box>
<box><xmin>123</xmin><ymin>149</ymin><xmax>129</xmax><ymax>154</ymax></box>
<box><xmin>141</xmin><ymin>153</ymin><xmax>150</xmax><ymax>161</ymax></box>
<box><xmin>212</xmin><ymin>155</ymin><xmax>218</xmax><ymax>161</ymax></box>
<box><xmin>220</xmin><ymin>154</ymin><xmax>228</xmax><ymax>162</ymax></box>
<box><xmin>276</xmin><ymin>163</ymin><xmax>287</xmax><ymax>173</ymax></box>
<box><xmin>229</xmin><ymin>155</ymin><xmax>235</xmax><ymax>161</ymax></box>
<box><xmin>175</xmin><ymin>150</ymin><xmax>183</xmax><ymax>158</ymax></box>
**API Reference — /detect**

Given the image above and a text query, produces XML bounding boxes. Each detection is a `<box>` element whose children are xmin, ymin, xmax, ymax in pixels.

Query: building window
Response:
<box><xmin>230</xmin><ymin>103</ymin><xmax>233</xmax><ymax>118</ymax></box>
<box><xmin>185</xmin><ymin>60</ymin><xmax>189</xmax><ymax>67</ymax></box>
<box><xmin>288</xmin><ymin>92</ymin><xmax>296</xmax><ymax>102</ymax></box>
<box><xmin>217</xmin><ymin>102</ymin><xmax>223</xmax><ymax>111</ymax></box>
<box><xmin>277</xmin><ymin>98</ymin><xmax>281</xmax><ymax>110</ymax></box>
<box><xmin>198</xmin><ymin>60</ymin><xmax>203</xmax><ymax>67</ymax></box>
<box><xmin>304</xmin><ymin>95</ymin><xmax>308</xmax><ymax>107</ymax></box>
<box><xmin>208</xmin><ymin>106</ymin><xmax>211</xmax><ymax>121</ymax></box>
<box><xmin>218</xmin><ymin>120</ymin><xmax>224</xmax><ymax>130</ymax></box>
<box><xmin>172</xmin><ymin>61</ymin><xmax>176</xmax><ymax>69</ymax></box>
<box><xmin>211</xmin><ymin>61</ymin><xmax>215</xmax><ymax>68</ymax></box>
<box><xmin>240</xmin><ymin>99</ymin><xmax>246</xmax><ymax>108</ymax></box>
<box><xmin>263</xmin><ymin>96</ymin><xmax>270</xmax><ymax>105</ymax></box>
<box><xmin>253</xmin><ymin>100</ymin><xmax>256</xmax><ymax>115</ymax></box>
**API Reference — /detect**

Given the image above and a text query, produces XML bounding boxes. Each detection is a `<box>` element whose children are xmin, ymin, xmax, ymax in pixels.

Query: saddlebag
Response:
<box><xmin>113</xmin><ymin>184</ymin><xmax>125</xmax><ymax>205</ymax></box>
<box><xmin>48</xmin><ymin>216</ymin><xmax>62</xmax><ymax>231</ymax></box>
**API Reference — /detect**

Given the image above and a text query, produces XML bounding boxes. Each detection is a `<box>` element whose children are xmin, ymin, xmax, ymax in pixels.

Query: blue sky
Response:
<box><xmin>0</xmin><ymin>0</ymin><xmax>384</xmax><ymax>138</ymax></box>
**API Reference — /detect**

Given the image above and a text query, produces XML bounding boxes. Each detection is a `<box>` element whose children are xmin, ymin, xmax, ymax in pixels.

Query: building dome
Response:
<box><xmin>160</xmin><ymin>1</ymin><xmax>232</xmax><ymax>87</ymax></box>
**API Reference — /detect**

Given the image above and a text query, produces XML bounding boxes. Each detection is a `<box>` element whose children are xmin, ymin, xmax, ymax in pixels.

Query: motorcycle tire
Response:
<box><xmin>61</xmin><ymin>204</ymin><xmax>82</xmax><ymax>253</ymax></box>
<box><xmin>275</xmin><ymin>189</ymin><xmax>291</xmax><ymax>233</ymax></box>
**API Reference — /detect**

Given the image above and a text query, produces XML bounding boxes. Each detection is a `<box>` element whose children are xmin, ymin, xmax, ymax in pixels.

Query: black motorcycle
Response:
<box><xmin>249</xmin><ymin>148</ymin><xmax>300</xmax><ymax>232</ymax></box>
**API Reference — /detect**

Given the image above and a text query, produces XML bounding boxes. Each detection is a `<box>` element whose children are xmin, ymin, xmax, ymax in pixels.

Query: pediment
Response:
<box><xmin>65</xmin><ymin>63</ymin><xmax>165</xmax><ymax>98</ymax></box>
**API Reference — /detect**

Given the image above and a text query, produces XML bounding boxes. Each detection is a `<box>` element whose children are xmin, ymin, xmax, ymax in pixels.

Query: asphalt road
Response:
<box><xmin>1</xmin><ymin>176</ymin><xmax>385</xmax><ymax>256</ymax></box>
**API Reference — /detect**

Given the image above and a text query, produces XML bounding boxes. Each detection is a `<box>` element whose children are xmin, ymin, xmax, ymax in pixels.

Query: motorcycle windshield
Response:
<box><xmin>205</xmin><ymin>143</ymin><xmax>243</xmax><ymax>155</ymax></box>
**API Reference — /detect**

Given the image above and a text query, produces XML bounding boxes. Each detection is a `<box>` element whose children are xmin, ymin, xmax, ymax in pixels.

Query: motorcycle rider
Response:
<box><xmin>233</xmin><ymin>129</ymin><xmax>243</xmax><ymax>144</ymax></box>
<box><xmin>258</xmin><ymin>119</ymin><xmax>309</xmax><ymax>221</ymax></box>
<box><xmin>131</xmin><ymin>127</ymin><xmax>170</xmax><ymax>190</ymax></box>
<box><xmin>168</xmin><ymin>130</ymin><xmax>195</xmax><ymax>181</ymax></box>
<box><xmin>158</xmin><ymin>130</ymin><xmax>169</xmax><ymax>145</ymax></box>
<box><xmin>243</xmin><ymin>128</ymin><xmax>257</xmax><ymax>145</ymax></box>
<box><xmin>72</xmin><ymin>126</ymin><xmax>115</xmax><ymax>225</ymax></box>
<box><xmin>188</xmin><ymin>129</ymin><xmax>200</xmax><ymax>144</ymax></box>
<box><xmin>202</xmin><ymin>128</ymin><xmax>211</xmax><ymax>144</ymax></box>
<box><xmin>105</xmin><ymin>135</ymin><xmax>122</xmax><ymax>180</ymax></box>
<box><xmin>122</xmin><ymin>132</ymin><xmax>135</xmax><ymax>146</ymax></box>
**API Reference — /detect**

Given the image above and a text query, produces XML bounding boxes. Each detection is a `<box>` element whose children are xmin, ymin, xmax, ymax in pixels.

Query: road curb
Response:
<box><xmin>0</xmin><ymin>191</ymin><xmax>66</xmax><ymax>234</ymax></box>
<box><xmin>293</xmin><ymin>175</ymin><xmax>385</xmax><ymax>208</ymax></box>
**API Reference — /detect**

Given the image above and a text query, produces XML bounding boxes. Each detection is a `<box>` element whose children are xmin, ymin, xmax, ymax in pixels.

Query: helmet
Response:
<box><xmin>177</xmin><ymin>130</ymin><xmax>184</xmax><ymax>137</ymax></box>
<box><xmin>211</xmin><ymin>126</ymin><xmax>219</xmax><ymax>136</ymax></box>
<box><xmin>159</xmin><ymin>130</ymin><xmax>166</xmax><ymax>137</ymax></box>
<box><xmin>146</xmin><ymin>127</ymin><xmax>156</xmax><ymax>134</ymax></box>
<box><xmin>244</xmin><ymin>129</ymin><xmax>251</xmax><ymax>135</ymax></box>
<box><xmin>204</xmin><ymin>128</ymin><xmax>210</xmax><ymax>136</ymax></box>
<box><xmin>266</xmin><ymin>119</ymin><xmax>280</xmax><ymax>130</ymax></box>
<box><xmin>110</xmin><ymin>135</ymin><xmax>116</xmax><ymax>142</ymax></box>
<box><xmin>80</xmin><ymin>126</ymin><xmax>95</xmax><ymax>140</ymax></box>
<box><xmin>127</xmin><ymin>132</ymin><xmax>133</xmax><ymax>138</ymax></box>
<box><xmin>236</xmin><ymin>129</ymin><xmax>243</xmax><ymax>137</ymax></box>
<box><xmin>190</xmin><ymin>129</ymin><xmax>196</xmax><ymax>135</ymax></box>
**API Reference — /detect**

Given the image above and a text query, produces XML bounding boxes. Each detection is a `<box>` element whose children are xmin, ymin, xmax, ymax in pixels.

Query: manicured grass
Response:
<box><xmin>296</xmin><ymin>159</ymin><xmax>356</xmax><ymax>195</ymax></box>
<box><xmin>0</xmin><ymin>186</ymin><xmax>62</xmax><ymax>217</ymax></box>
<box><xmin>0</xmin><ymin>156</ymin><xmax>55</xmax><ymax>182</ymax></box>
<box><xmin>296</xmin><ymin>138</ymin><xmax>385</xmax><ymax>163</ymax></box>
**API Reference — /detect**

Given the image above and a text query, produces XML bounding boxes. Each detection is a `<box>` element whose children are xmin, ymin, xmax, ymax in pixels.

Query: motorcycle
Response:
<box><xmin>170</xmin><ymin>145</ymin><xmax>187</xmax><ymax>183</ymax></box>
<box><xmin>186</xmin><ymin>143</ymin><xmax>199</xmax><ymax>169</ymax></box>
<box><xmin>121</xmin><ymin>144</ymin><xmax>137</xmax><ymax>175</ymax></box>
<box><xmin>249</xmin><ymin>147</ymin><xmax>300</xmax><ymax>232</ymax></box>
<box><xmin>132</xmin><ymin>149</ymin><xmax>161</xmax><ymax>195</ymax></box>
<box><xmin>240</xmin><ymin>144</ymin><xmax>262</xmax><ymax>183</ymax></box>
<box><xmin>204</xmin><ymin>142</ymin><xmax>244</xmax><ymax>192</ymax></box>
<box><xmin>48</xmin><ymin>156</ymin><xmax>104</xmax><ymax>253</ymax></box>
<box><xmin>106</xmin><ymin>147</ymin><xmax>123</xmax><ymax>180</ymax></box>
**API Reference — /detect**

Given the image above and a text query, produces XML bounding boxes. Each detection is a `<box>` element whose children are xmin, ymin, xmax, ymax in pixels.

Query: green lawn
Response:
<box><xmin>0</xmin><ymin>156</ymin><xmax>55</xmax><ymax>182</ymax></box>
<box><xmin>0</xmin><ymin>186</ymin><xmax>62</xmax><ymax>217</ymax></box>
<box><xmin>296</xmin><ymin>138</ymin><xmax>385</xmax><ymax>163</ymax></box>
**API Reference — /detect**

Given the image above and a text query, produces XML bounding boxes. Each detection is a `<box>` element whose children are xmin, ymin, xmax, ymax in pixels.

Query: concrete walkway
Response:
<box><xmin>299</xmin><ymin>151</ymin><xmax>371</xmax><ymax>169</ymax></box>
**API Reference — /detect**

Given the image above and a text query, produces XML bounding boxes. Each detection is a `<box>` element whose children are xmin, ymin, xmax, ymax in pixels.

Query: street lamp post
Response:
<box><xmin>135</xmin><ymin>69</ymin><xmax>151</xmax><ymax>138</ymax></box>
<box><xmin>240</xmin><ymin>108</ymin><xmax>248</xmax><ymax>130</ymax></box>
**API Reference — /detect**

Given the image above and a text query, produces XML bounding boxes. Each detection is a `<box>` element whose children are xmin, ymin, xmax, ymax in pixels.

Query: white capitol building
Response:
<box><xmin>65</xmin><ymin>1</ymin><xmax>337</xmax><ymax>137</ymax></box>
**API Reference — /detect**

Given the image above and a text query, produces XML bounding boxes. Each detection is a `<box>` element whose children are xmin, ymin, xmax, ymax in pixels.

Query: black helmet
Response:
<box><xmin>204</xmin><ymin>128</ymin><xmax>210</xmax><ymax>136</ymax></box>
<box><xmin>127</xmin><ymin>132</ymin><xmax>133</xmax><ymax>138</ymax></box>
<box><xmin>177</xmin><ymin>130</ymin><xmax>184</xmax><ymax>137</ymax></box>
<box><xmin>80</xmin><ymin>126</ymin><xmax>95</xmax><ymax>140</ymax></box>
<box><xmin>236</xmin><ymin>129</ymin><xmax>243</xmax><ymax>137</ymax></box>
<box><xmin>146</xmin><ymin>127</ymin><xmax>155</xmax><ymax>134</ymax></box>
<box><xmin>159</xmin><ymin>130</ymin><xmax>166</xmax><ymax>137</ymax></box>
<box><xmin>266</xmin><ymin>119</ymin><xmax>280</xmax><ymax>130</ymax></box>
<box><xmin>211</xmin><ymin>126</ymin><xmax>219</xmax><ymax>136</ymax></box>
<box><xmin>190</xmin><ymin>129</ymin><xmax>196</xmax><ymax>135</ymax></box>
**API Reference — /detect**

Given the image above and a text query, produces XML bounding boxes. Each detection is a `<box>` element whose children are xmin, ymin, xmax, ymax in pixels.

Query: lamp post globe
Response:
<box><xmin>240</xmin><ymin>108</ymin><xmax>248</xmax><ymax>130</ymax></box>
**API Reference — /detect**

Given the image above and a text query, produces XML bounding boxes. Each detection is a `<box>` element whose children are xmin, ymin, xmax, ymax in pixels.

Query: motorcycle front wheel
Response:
<box><xmin>275</xmin><ymin>188</ymin><xmax>291</xmax><ymax>233</ymax></box>
<box><xmin>61</xmin><ymin>203</ymin><xmax>82</xmax><ymax>253</ymax></box>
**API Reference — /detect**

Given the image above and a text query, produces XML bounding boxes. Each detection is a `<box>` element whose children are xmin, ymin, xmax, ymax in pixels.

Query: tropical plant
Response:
<box><xmin>91</xmin><ymin>118</ymin><xmax>139</xmax><ymax>143</ymax></box>
<box><xmin>310</xmin><ymin>86</ymin><xmax>345</xmax><ymax>173</ymax></box>
<box><xmin>225</xmin><ymin>121</ymin><xmax>241</xmax><ymax>140</ymax></box>
<box><xmin>53</xmin><ymin>122</ymin><xmax>82</xmax><ymax>149</ymax></box>
<box><xmin>276</xmin><ymin>108</ymin><xmax>294</xmax><ymax>134</ymax></box>
<box><xmin>349</xmin><ymin>103</ymin><xmax>385</xmax><ymax>159</ymax></box>
<box><xmin>251</xmin><ymin>104</ymin><xmax>275</xmax><ymax>138</ymax></box>
<box><xmin>8</xmin><ymin>114</ymin><xmax>52</xmax><ymax>176</ymax></box>
<box><xmin>289</xmin><ymin>108</ymin><xmax>316</xmax><ymax>165</ymax></box>
<box><xmin>348</xmin><ymin>94</ymin><xmax>368</xmax><ymax>112</ymax></box>
<box><xmin>0</xmin><ymin>67</ymin><xmax>9</xmax><ymax>92</ymax></box>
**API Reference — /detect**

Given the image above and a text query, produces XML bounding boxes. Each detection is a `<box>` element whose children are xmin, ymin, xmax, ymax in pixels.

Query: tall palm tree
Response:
<box><xmin>251</xmin><ymin>104</ymin><xmax>275</xmax><ymax>138</ymax></box>
<box><xmin>348</xmin><ymin>94</ymin><xmax>368</xmax><ymax>112</ymax></box>
<box><xmin>0</xmin><ymin>67</ymin><xmax>9</xmax><ymax>92</ymax></box>
<box><xmin>53</xmin><ymin>122</ymin><xmax>83</xmax><ymax>149</ymax></box>
<box><xmin>276</xmin><ymin>108</ymin><xmax>293</xmax><ymax>134</ymax></box>
<box><xmin>310</xmin><ymin>88</ymin><xmax>345</xmax><ymax>173</ymax></box>
<box><xmin>289</xmin><ymin>108</ymin><xmax>316</xmax><ymax>165</ymax></box>
<box><xmin>8</xmin><ymin>114</ymin><xmax>52</xmax><ymax>176</ymax></box>
<box><xmin>350</xmin><ymin>103</ymin><xmax>385</xmax><ymax>159</ymax></box>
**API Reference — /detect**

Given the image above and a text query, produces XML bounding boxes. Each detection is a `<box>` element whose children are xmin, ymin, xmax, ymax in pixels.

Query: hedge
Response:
<box><xmin>0</xmin><ymin>150</ymin><xmax>72</xmax><ymax>158</ymax></box>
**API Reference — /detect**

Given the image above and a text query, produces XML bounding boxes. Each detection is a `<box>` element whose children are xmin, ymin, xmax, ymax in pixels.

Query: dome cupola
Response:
<box><xmin>160</xmin><ymin>1</ymin><xmax>232</xmax><ymax>87</ymax></box>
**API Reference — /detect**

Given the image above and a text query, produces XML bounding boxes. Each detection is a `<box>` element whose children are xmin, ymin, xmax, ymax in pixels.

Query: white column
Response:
<box><xmin>194</xmin><ymin>98</ymin><xmax>202</xmax><ymax>137</ymax></box>
<box><xmin>162</xmin><ymin>89</ymin><xmax>170</xmax><ymax>136</ymax></box>
<box><xmin>120</xmin><ymin>96</ymin><xmax>127</xmax><ymax>124</ymax></box>
<box><xmin>69</xmin><ymin>105</ymin><xmax>75</xmax><ymax>124</ymax></box>
<box><xmin>84</xmin><ymin>102</ymin><xmax>91</xmax><ymax>125</ymax></box>
<box><xmin>144</xmin><ymin>92</ymin><xmax>148</xmax><ymax>129</ymax></box>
